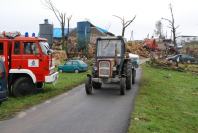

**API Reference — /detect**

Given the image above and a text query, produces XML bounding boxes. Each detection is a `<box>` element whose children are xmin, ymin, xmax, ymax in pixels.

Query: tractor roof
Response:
<box><xmin>97</xmin><ymin>36</ymin><xmax>127</xmax><ymax>44</ymax></box>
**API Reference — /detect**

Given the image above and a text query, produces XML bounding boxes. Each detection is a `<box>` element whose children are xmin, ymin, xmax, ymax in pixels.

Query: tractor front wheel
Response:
<box><xmin>85</xmin><ymin>77</ymin><xmax>93</xmax><ymax>95</ymax></box>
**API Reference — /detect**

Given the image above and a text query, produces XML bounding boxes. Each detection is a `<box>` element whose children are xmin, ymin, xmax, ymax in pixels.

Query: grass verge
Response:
<box><xmin>128</xmin><ymin>64</ymin><xmax>198</xmax><ymax>133</ymax></box>
<box><xmin>0</xmin><ymin>71</ymin><xmax>89</xmax><ymax>120</ymax></box>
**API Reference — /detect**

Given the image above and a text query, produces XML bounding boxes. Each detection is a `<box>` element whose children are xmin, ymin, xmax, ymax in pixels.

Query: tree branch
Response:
<box><xmin>43</xmin><ymin>0</ymin><xmax>62</xmax><ymax>23</ymax></box>
<box><xmin>113</xmin><ymin>15</ymin><xmax>136</xmax><ymax>36</ymax></box>
<box><xmin>161</xmin><ymin>17</ymin><xmax>172</xmax><ymax>24</ymax></box>
<box><xmin>124</xmin><ymin>15</ymin><xmax>136</xmax><ymax>28</ymax></box>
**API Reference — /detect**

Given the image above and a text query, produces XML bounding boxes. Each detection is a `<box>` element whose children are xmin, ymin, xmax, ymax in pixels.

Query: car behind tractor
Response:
<box><xmin>85</xmin><ymin>36</ymin><xmax>136</xmax><ymax>95</ymax></box>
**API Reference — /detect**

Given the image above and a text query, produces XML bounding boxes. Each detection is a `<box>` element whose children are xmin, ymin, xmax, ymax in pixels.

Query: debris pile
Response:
<box><xmin>148</xmin><ymin>58</ymin><xmax>198</xmax><ymax>74</ymax></box>
<box><xmin>52</xmin><ymin>50</ymin><xmax>67</xmax><ymax>66</ymax></box>
<box><xmin>181</xmin><ymin>42</ymin><xmax>198</xmax><ymax>58</ymax></box>
<box><xmin>126</xmin><ymin>41</ymin><xmax>150</xmax><ymax>58</ymax></box>
<box><xmin>52</xmin><ymin>41</ymin><xmax>63</xmax><ymax>50</ymax></box>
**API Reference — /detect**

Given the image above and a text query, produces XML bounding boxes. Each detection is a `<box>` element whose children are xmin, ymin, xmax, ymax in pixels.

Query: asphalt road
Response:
<box><xmin>0</xmin><ymin>68</ymin><xmax>142</xmax><ymax>133</ymax></box>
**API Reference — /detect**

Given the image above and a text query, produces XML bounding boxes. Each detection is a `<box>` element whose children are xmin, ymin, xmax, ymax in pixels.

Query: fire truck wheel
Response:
<box><xmin>92</xmin><ymin>82</ymin><xmax>101</xmax><ymax>89</ymax></box>
<box><xmin>12</xmin><ymin>77</ymin><xmax>35</xmax><ymax>97</ymax></box>
<box><xmin>120</xmin><ymin>77</ymin><xmax>126</xmax><ymax>95</ymax></box>
<box><xmin>125</xmin><ymin>62</ymin><xmax>132</xmax><ymax>90</ymax></box>
<box><xmin>85</xmin><ymin>77</ymin><xmax>93</xmax><ymax>95</ymax></box>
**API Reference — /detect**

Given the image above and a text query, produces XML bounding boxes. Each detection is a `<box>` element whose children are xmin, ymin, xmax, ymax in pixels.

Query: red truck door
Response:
<box><xmin>11</xmin><ymin>40</ymin><xmax>45</xmax><ymax>83</ymax></box>
<box><xmin>22</xmin><ymin>41</ymin><xmax>45</xmax><ymax>82</ymax></box>
<box><xmin>11</xmin><ymin>41</ymin><xmax>23</xmax><ymax>69</ymax></box>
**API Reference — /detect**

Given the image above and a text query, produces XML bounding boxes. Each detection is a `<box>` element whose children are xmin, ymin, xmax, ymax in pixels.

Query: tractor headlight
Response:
<box><xmin>94</xmin><ymin>66</ymin><xmax>98</xmax><ymax>71</ymax></box>
<box><xmin>113</xmin><ymin>67</ymin><xmax>116</xmax><ymax>71</ymax></box>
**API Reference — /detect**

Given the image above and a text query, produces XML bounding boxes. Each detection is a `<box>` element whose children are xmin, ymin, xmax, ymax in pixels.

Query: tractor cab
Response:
<box><xmin>85</xmin><ymin>36</ymin><xmax>135</xmax><ymax>95</ymax></box>
<box><xmin>96</xmin><ymin>38</ymin><xmax>124</xmax><ymax>58</ymax></box>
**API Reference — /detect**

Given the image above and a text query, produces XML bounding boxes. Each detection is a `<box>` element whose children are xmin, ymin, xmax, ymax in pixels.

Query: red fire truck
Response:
<box><xmin>0</xmin><ymin>31</ymin><xmax>58</xmax><ymax>97</ymax></box>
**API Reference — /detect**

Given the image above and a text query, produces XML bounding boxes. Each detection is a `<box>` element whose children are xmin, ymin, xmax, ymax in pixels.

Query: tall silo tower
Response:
<box><xmin>39</xmin><ymin>19</ymin><xmax>53</xmax><ymax>47</ymax></box>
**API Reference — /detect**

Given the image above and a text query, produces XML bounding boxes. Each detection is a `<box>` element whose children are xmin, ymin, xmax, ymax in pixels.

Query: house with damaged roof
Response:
<box><xmin>53</xmin><ymin>21</ymin><xmax>114</xmax><ymax>56</ymax></box>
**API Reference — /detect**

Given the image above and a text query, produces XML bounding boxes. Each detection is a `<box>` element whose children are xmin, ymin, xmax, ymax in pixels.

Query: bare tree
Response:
<box><xmin>113</xmin><ymin>15</ymin><xmax>136</xmax><ymax>37</ymax></box>
<box><xmin>42</xmin><ymin>0</ymin><xmax>66</xmax><ymax>48</ymax></box>
<box><xmin>66</xmin><ymin>15</ymin><xmax>72</xmax><ymax>41</ymax></box>
<box><xmin>162</xmin><ymin>3</ymin><xmax>179</xmax><ymax>47</ymax></box>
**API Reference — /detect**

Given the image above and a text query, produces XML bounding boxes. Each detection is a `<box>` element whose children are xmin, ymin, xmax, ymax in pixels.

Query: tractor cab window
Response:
<box><xmin>0</xmin><ymin>43</ymin><xmax>3</xmax><ymax>55</ymax></box>
<box><xmin>24</xmin><ymin>42</ymin><xmax>39</xmax><ymax>55</ymax></box>
<box><xmin>97</xmin><ymin>40</ymin><xmax>122</xmax><ymax>57</ymax></box>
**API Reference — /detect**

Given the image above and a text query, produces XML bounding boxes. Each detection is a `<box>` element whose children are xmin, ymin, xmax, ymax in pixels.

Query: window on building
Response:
<box><xmin>0</xmin><ymin>43</ymin><xmax>3</xmax><ymax>55</ymax></box>
<box><xmin>24</xmin><ymin>42</ymin><xmax>39</xmax><ymax>55</ymax></box>
<box><xmin>14</xmin><ymin>42</ymin><xmax>20</xmax><ymax>54</ymax></box>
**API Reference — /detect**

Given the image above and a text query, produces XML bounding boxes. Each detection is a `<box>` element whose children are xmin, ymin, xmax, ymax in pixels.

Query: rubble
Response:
<box><xmin>148</xmin><ymin>58</ymin><xmax>198</xmax><ymax>74</ymax></box>
<box><xmin>180</xmin><ymin>42</ymin><xmax>198</xmax><ymax>58</ymax></box>
<box><xmin>52</xmin><ymin>50</ymin><xmax>67</xmax><ymax>66</ymax></box>
<box><xmin>126</xmin><ymin>41</ymin><xmax>150</xmax><ymax>58</ymax></box>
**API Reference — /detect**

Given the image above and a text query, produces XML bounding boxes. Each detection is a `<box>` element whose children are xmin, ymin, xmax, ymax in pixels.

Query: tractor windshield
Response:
<box><xmin>97</xmin><ymin>40</ymin><xmax>122</xmax><ymax>57</ymax></box>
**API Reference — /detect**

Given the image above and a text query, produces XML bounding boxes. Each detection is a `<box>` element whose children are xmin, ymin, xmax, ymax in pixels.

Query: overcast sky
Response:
<box><xmin>0</xmin><ymin>0</ymin><xmax>198</xmax><ymax>40</ymax></box>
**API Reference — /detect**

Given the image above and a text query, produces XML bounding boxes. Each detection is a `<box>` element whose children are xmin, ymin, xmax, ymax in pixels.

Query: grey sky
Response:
<box><xmin>0</xmin><ymin>0</ymin><xmax>198</xmax><ymax>40</ymax></box>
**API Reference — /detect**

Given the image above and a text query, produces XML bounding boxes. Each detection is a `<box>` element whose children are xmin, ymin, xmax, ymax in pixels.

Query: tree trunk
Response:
<box><xmin>61</xmin><ymin>24</ymin><xmax>67</xmax><ymax>56</ymax></box>
<box><xmin>67</xmin><ymin>19</ymin><xmax>70</xmax><ymax>41</ymax></box>
<box><xmin>122</xmin><ymin>27</ymin><xmax>125</xmax><ymax>37</ymax></box>
<box><xmin>173</xmin><ymin>29</ymin><xmax>176</xmax><ymax>47</ymax></box>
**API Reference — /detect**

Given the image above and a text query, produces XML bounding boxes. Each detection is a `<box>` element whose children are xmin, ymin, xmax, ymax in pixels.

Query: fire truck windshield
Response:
<box><xmin>39</xmin><ymin>41</ymin><xmax>50</xmax><ymax>55</ymax></box>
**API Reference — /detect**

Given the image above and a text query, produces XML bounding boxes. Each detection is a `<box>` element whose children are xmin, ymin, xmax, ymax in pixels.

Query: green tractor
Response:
<box><xmin>85</xmin><ymin>36</ymin><xmax>136</xmax><ymax>95</ymax></box>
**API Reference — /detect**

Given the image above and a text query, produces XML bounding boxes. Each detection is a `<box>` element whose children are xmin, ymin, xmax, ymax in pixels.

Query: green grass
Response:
<box><xmin>128</xmin><ymin>64</ymin><xmax>198</xmax><ymax>133</ymax></box>
<box><xmin>0</xmin><ymin>71</ymin><xmax>89</xmax><ymax>120</ymax></box>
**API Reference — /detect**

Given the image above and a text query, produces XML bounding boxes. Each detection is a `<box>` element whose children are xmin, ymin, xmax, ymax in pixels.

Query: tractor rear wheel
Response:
<box><xmin>85</xmin><ymin>77</ymin><xmax>93</xmax><ymax>95</ymax></box>
<box><xmin>132</xmin><ymin>69</ymin><xmax>136</xmax><ymax>84</ymax></box>
<box><xmin>125</xmin><ymin>62</ymin><xmax>132</xmax><ymax>90</ymax></box>
<box><xmin>12</xmin><ymin>77</ymin><xmax>35</xmax><ymax>97</ymax></box>
<box><xmin>120</xmin><ymin>77</ymin><xmax>126</xmax><ymax>95</ymax></box>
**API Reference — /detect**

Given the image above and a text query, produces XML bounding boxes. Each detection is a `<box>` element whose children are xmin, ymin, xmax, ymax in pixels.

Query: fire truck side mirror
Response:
<box><xmin>47</xmin><ymin>50</ymin><xmax>51</xmax><ymax>55</ymax></box>
<box><xmin>47</xmin><ymin>49</ymin><xmax>53</xmax><ymax>55</ymax></box>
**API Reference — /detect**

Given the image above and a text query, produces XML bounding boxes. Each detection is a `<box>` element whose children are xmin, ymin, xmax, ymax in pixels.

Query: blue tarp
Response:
<box><xmin>53</xmin><ymin>28</ymin><xmax>73</xmax><ymax>38</ymax></box>
<box><xmin>95</xmin><ymin>26</ymin><xmax>108</xmax><ymax>33</ymax></box>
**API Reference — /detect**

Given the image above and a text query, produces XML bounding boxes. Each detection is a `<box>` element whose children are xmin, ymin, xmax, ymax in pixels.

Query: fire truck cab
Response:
<box><xmin>0</xmin><ymin>32</ymin><xmax>58</xmax><ymax>96</ymax></box>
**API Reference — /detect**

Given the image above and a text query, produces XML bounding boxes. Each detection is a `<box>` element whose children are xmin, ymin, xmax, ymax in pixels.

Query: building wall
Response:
<box><xmin>177</xmin><ymin>36</ymin><xmax>198</xmax><ymax>45</ymax></box>
<box><xmin>67</xmin><ymin>27</ymin><xmax>108</xmax><ymax>54</ymax></box>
